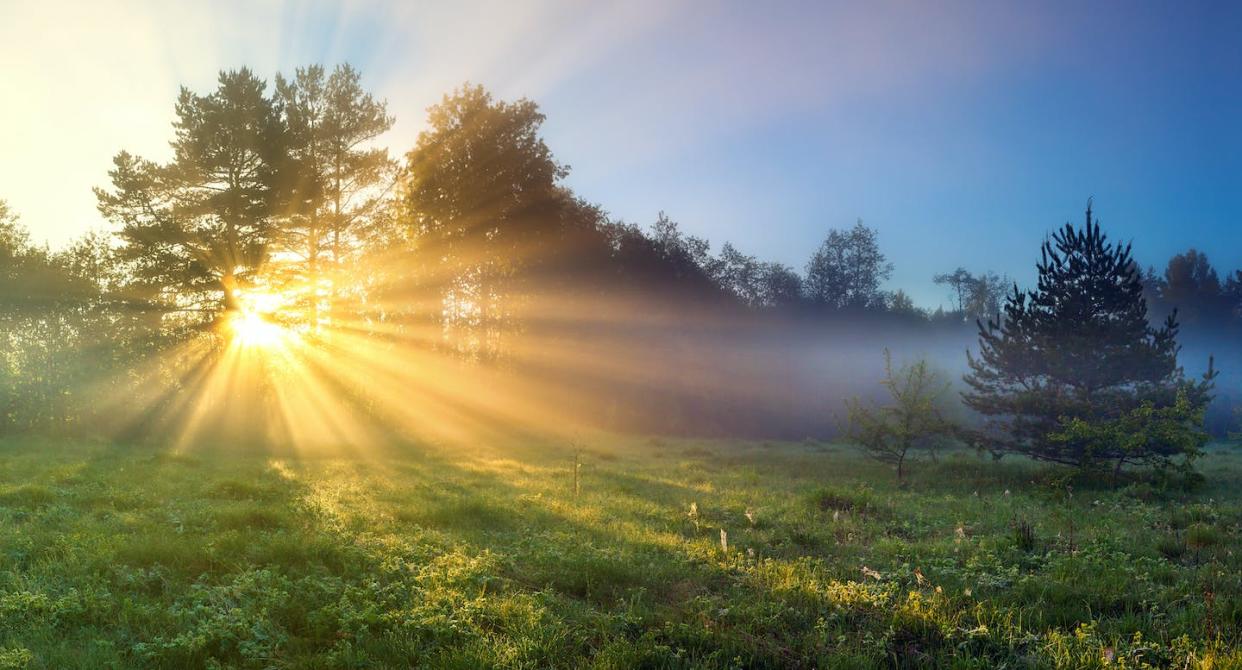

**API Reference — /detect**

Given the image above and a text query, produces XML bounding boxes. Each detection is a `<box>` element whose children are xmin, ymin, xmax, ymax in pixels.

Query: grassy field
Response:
<box><xmin>0</xmin><ymin>436</ymin><xmax>1239</xmax><ymax>669</ymax></box>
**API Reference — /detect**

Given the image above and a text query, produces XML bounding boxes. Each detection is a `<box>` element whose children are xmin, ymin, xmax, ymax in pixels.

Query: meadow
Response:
<box><xmin>0</xmin><ymin>435</ymin><xmax>1239</xmax><ymax>669</ymax></box>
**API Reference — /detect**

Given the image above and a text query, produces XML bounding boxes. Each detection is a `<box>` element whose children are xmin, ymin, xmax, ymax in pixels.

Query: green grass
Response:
<box><xmin>0</xmin><ymin>435</ymin><xmax>1239</xmax><ymax>669</ymax></box>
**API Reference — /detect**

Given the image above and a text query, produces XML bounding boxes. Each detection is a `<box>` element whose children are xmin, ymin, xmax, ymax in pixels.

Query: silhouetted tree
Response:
<box><xmin>757</xmin><ymin>262</ymin><xmax>804</xmax><ymax>308</ymax></box>
<box><xmin>805</xmin><ymin>221</ymin><xmax>892</xmax><ymax>310</ymax></box>
<box><xmin>275</xmin><ymin>64</ymin><xmax>395</xmax><ymax>325</ymax></box>
<box><xmin>934</xmin><ymin>268</ymin><xmax>1007</xmax><ymax>321</ymax></box>
<box><xmin>95</xmin><ymin>68</ymin><xmax>285</xmax><ymax>320</ymax></box>
<box><xmin>964</xmin><ymin>204</ymin><xmax>1215</xmax><ymax>473</ymax></box>
<box><xmin>964</xmin><ymin>271</ymin><xmax>1007</xmax><ymax>322</ymax></box>
<box><xmin>401</xmin><ymin>84</ymin><xmax>575</xmax><ymax>354</ymax></box>
<box><xmin>934</xmin><ymin>267</ymin><xmax>972</xmax><ymax>313</ymax></box>
<box><xmin>1161</xmin><ymin>249</ymin><xmax>1231</xmax><ymax>327</ymax></box>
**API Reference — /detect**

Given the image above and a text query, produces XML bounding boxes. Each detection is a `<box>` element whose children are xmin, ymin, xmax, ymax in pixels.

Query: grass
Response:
<box><xmin>0</xmin><ymin>435</ymin><xmax>1239</xmax><ymax>668</ymax></box>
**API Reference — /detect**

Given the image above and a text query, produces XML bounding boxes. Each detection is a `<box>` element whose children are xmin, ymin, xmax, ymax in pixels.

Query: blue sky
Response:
<box><xmin>2</xmin><ymin>0</ymin><xmax>1240</xmax><ymax>307</ymax></box>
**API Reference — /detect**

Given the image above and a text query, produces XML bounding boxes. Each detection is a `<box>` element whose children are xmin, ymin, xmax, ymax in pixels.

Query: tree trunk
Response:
<box><xmin>221</xmin><ymin>274</ymin><xmax>240</xmax><ymax>312</ymax></box>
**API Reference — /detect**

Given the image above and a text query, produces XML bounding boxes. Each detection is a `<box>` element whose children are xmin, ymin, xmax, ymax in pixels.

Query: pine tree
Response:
<box><xmin>95</xmin><ymin>68</ymin><xmax>284</xmax><ymax>320</ymax></box>
<box><xmin>274</xmin><ymin>64</ymin><xmax>394</xmax><ymax>327</ymax></box>
<box><xmin>963</xmin><ymin>203</ymin><xmax>1215</xmax><ymax>472</ymax></box>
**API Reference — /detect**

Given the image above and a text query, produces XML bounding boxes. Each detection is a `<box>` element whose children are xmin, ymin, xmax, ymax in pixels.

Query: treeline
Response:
<box><xmin>1</xmin><ymin>64</ymin><xmax>1239</xmax><ymax>441</ymax></box>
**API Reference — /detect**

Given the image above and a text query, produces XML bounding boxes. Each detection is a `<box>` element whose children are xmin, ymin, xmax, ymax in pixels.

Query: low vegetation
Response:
<box><xmin>0</xmin><ymin>436</ymin><xmax>1238</xmax><ymax>669</ymax></box>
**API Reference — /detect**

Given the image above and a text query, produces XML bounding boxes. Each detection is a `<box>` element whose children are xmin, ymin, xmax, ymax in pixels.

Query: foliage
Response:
<box><xmin>273</xmin><ymin>63</ymin><xmax>395</xmax><ymax>325</ymax></box>
<box><xmin>933</xmin><ymin>267</ymin><xmax>1009</xmax><ymax>322</ymax></box>
<box><xmin>95</xmin><ymin>68</ymin><xmax>285</xmax><ymax>318</ymax></box>
<box><xmin>1049</xmin><ymin>389</ymin><xmax>1212</xmax><ymax>479</ymax></box>
<box><xmin>964</xmin><ymin>204</ymin><xmax>1217</xmax><ymax>471</ymax></box>
<box><xmin>846</xmin><ymin>352</ymin><xmax>958</xmax><ymax>480</ymax></box>
<box><xmin>805</xmin><ymin>220</ymin><xmax>893</xmax><ymax>310</ymax></box>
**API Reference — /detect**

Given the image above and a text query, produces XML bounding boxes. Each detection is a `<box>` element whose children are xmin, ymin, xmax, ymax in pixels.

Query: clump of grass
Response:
<box><xmin>1170</xmin><ymin>505</ymin><xmax>1214</xmax><ymax>530</ymax></box>
<box><xmin>1185</xmin><ymin>522</ymin><xmax>1221</xmax><ymax>549</ymax></box>
<box><xmin>681</xmin><ymin>446</ymin><xmax>716</xmax><ymax>459</ymax></box>
<box><xmin>0</xmin><ymin>484</ymin><xmax>57</xmax><ymax>508</ymax></box>
<box><xmin>208</xmin><ymin>480</ymin><xmax>276</xmax><ymax>501</ymax></box>
<box><xmin>114</xmin><ymin>535</ymin><xmax>215</xmax><ymax>575</ymax></box>
<box><xmin>1156</xmin><ymin>533</ymin><xmax>1186</xmax><ymax>560</ymax></box>
<box><xmin>398</xmin><ymin>499</ymin><xmax>514</xmax><ymax>531</ymax></box>
<box><xmin>215</xmin><ymin>506</ymin><xmax>288</xmax><ymax>531</ymax></box>
<box><xmin>1011</xmin><ymin>517</ymin><xmax>1037</xmax><ymax>552</ymax></box>
<box><xmin>811</xmin><ymin>485</ymin><xmax>875</xmax><ymax>513</ymax></box>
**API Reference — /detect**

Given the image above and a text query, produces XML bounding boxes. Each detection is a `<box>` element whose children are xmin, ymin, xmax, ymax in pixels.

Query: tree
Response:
<box><xmin>401</xmin><ymin>84</ymin><xmax>574</xmax><ymax>354</ymax></box>
<box><xmin>274</xmin><ymin>64</ymin><xmax>395</xmax><ymax>326</ymax></box>
<box><xmin>933</xmin><ymin>267</ymin><xmax>972</xmax><ymax>313</ymax></box>
<box><xmin>846</xmin><ymin>351</ymin><xmax>957</xmax><ymax>481</ymax></box>
<box><xmin>963</xmin><ymin>204</ymin><xmax>1216</xmax><ymax>472</ymax></box>
<box><xmin>934</xmin><ymin>267</ymin><xmax>1008</xmax><ymax>321</ymax></box>
<box><xmin>95</xmin><ymin>68</ymin><xmax>285</xmax><ymax>321</ymax></box>
<box><xmin>963</xmin><ymin>271</ymin><xmax>1008</xmax><ymax>322</ymax></box>
<box><xmin>805</xmin><ymin>220</ymin><xmax>892</xmax><ymax>310</ymax></box>
<box><xmin>1161</xmin><ymin>249</ymin><xmax>1230</xmax><ymax>327</ymax></box>
<box><xmin>710</xmin><ymin>243</ymin><xmax>763</xmax><ymax>307</ymax></box>
<box><xmin>757</xmin><ymin>262</ymin><xmax>804</xmax><ymax>308</ymax></box>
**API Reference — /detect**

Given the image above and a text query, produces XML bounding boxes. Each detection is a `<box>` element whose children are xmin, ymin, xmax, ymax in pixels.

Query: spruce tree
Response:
<box><xmin>963</xmin><ymin>203</ymin><xmax>1215</xmax><ymax>472</ymax></box>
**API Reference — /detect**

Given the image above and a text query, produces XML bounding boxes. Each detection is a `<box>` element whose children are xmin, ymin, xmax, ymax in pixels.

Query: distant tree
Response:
<box><xmin>651</xmin><ymin>212</ymin><xmax>713</xmax><ymax>275</ymax></box>
<box><xmin>1161</xmin><ymin>249</ymin><xmax>1230</xmax><ymax>327</ymax></box>
<box><xmin>95</xmin><ymin>68</ymin><xmax>285</xmax><ymax>320</ymax></box>
<box><xmin>963</xmin><ymin>271</ymin><xmax>1008</xmax><ymax>322</ymax></box>
<box><xmin>1226</xmin><ymin>270</ymin><xmax>1242</xmax><ymax>320</ymax></box>
<box><xmin>934</xmin><ymin>267</ymin><xmax>1007</xmax><ymax>321</ymax></box>
<box><xmin>805</xmin><ymin>220</ymin><xmax>892</xmax><ymax>310</ymax></box>
<box><xmin>757</xmin><ymin>262</ymin><xmax>804</xmax><ymax>308</ymax></box>
<box><xmin>933</xmin><ymin>267</ymin><xmax>972</xmax><ymax>313</ymax></box>
<box><xmin>885</xmin><ymin>289</ymin><xmax>923</xmax><ymax>317</ymax></box>
<box><xmin>0</xmin><ymin>201</ymin><xmax>120</xmax><ymax>433</ymax></box>
<box><xmin>274</xmin><ymin>64</ymin><xmax>395</xmax><ymax>325</ymax></box>
<box><xmin>964</xmin><ymin>204</ymin><xmax>1216</xmax><ymax>473</ymax></box>
<box><xmin>847</xmin><ymin>351</ymin><xmax>957</xmax><ymax>481</ymax></box>
<box><xmin>710</xmin><ymin>243</ymin><xmax>764</xmax><ymax>307</ymax></box>
<box><xmin>601</xmin><ymin>216</ymin><xmax>720</xmax><ymax>299</ymax></box>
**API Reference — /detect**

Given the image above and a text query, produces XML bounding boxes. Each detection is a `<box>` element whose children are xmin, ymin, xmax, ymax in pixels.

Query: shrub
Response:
<box><xmin>845</xmin><ymin>351</ymin><xmax>958</xmax><ymax>481</ymax></box>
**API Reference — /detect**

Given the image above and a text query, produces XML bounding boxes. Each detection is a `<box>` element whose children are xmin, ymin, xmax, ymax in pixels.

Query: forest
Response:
<box><xmin>1</xmin><ymin>62</ymin><xmax>1241</xmax><ymax>669</ymax></box>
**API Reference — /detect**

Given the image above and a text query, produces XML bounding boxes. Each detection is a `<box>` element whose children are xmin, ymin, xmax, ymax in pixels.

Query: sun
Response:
<box><xmin>228</xmin><ymin>309</ymin><xmax>284</xmax><ymax>348</ymax></box>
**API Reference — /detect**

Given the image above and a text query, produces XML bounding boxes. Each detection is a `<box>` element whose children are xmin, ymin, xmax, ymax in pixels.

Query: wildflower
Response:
<box><xmin>720</xmin><ymin>528</ymin><xmax>728</xmax><ymax>554</ymax></box>
<box><xmin>832</xmin><ymin>510</ymin><xmax>840</xmax><ymax>522</ymax></box>
<box><xmin>955</xmin><ymin>524</ymin><xmax>966</xmax><ymax>543</ymax></box>
<box><xmin>747</xmin><ymin>547</ymin><xmax>755</xmax><ymax>559</ymax></box>
<box><xmin>745</xmin><ymin>507</ymin><xmax>756</xmax><ymax>526</ymax></box>
<box><xmin>914</xmin><ymin>567</ymin><xmax>925</xmax><ymax>585</ymax></box>
<box><xmin>861</xmin><ymin>565</ymin><xmax>882</xmax><ymax>580</ymax></box>
<box><xmin>1103</xmin><ymin>647</ymin><xmax>1115</xmax><ymax>663</ymax></box>
<box><xmin>964</xmin><ymin>587</ymin><xmax>972</xmax><ymax>597</ymax></box>
<box><xmin>1003</xmin><ymin>489</ymin><xmax>1010</xmax><ymax>497</ymax></box>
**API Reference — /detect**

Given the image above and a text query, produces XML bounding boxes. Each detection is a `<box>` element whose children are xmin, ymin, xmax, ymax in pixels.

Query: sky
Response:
<box><xmin>1</xmin><ymin>0</ymin><xmax>1240</xmax><ymax>308</ymax></box>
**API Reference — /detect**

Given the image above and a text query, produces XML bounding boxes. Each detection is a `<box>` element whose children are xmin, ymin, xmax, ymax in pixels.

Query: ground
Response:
<box><xmin>0</xmin><ymin>435</ymin><xmax>1239</xmax><ymax>669</ymax></box>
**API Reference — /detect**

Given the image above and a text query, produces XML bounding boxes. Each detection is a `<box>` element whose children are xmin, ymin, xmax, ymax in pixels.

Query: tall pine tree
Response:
<box><xmin>95</xmin><ymin>68</ymin><xmax>285</xmax><ymax>321</ymax></box>
<box><xmin>963</xmin><ymin>203</ymin><xmax>1215</xmax><ymax>472</ymax></box>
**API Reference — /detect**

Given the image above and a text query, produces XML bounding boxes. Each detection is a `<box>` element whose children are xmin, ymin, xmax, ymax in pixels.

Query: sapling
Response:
<box><xmin>845</xmin><ymin>350</ymin><xmax>958</xmax><ymax>481</ymax></box>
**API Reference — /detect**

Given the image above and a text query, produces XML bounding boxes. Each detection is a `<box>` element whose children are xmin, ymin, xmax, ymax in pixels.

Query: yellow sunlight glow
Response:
<box><xmin>228</xmin><ymin>310</ymin><xmax>284</xmax><ymax>348</ymax></box>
